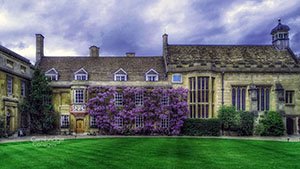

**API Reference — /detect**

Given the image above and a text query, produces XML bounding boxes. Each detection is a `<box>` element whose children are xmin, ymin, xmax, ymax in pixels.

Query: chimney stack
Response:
<box><xmin>36</xmin><ymin>34</ymin><xmax>44</xmax><ymax>62</ymax></box>
<box><xmin>89</xmin><ymin>46</ymin><xmax>99</xmax><ymax>57</ymax></box>
<box><xmin>126</xmin><ymin>52</ymin><xmax>135</xmax><ymax>57</ymax></box>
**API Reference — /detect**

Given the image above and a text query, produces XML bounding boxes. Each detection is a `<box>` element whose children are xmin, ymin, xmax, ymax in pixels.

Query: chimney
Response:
<box><xmin>36</xmin><ymin>34</ymin><xmax>44</xmax><ymax>62</ymax></box>
<box><xmin>89</xmin><ymin>46</ymin><xmax>99</xmax><ymax>57</ymax></box>
<box><xmin>126</xmin><ymin>52</ymin><xmax>135</xmax><ymax>57</ymax></box>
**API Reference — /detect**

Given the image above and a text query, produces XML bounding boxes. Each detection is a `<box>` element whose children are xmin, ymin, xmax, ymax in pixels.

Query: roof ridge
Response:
<box><xmin>0</xmin><ymin>45</ymin><xmax>31</xmax><ymax>64</ymax></box>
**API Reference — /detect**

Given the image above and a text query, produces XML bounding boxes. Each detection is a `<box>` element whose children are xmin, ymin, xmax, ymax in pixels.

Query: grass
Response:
<box><xmin>0</xmin><ymin>137</ymin><xmax>300</xmax><ymax>169</ymax></box>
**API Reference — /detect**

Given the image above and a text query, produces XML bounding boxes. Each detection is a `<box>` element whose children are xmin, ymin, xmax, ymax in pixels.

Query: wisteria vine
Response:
<box><xmin>86</xmin><ymin>86</ymin><xmax>189</xmax><ymax>135</ymax></box>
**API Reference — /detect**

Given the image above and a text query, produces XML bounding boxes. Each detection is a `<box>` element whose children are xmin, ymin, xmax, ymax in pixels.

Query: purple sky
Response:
<box><xmin>0</xmin><ymin>0</ymin><xmax>300</xmax><ymax>63</ymax></box>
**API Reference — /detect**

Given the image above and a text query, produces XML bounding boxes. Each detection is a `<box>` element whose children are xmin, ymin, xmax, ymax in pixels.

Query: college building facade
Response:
<box><xmin>1</xmin><ymin>19</ymin><xmax>299</xmax><ymax>136</ymax></box>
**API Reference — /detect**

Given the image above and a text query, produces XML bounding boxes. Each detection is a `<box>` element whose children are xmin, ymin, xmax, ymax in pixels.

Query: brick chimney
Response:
<box><xmin>89</xmin><ymin>46</ymin><xmax>99</xmax><ymax>57</ymax></box>
<box><xmin>36</xmin><ymin>34</ymin><xmax>44</xmax><ymax>63</ymax></box>
<box><xmin>126</xmin><ymin>52</ymin><xmax>135</xmax><ymax>57</ymax></box>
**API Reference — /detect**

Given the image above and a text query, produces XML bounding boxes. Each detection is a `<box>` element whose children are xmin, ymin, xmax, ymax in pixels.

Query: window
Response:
<box><xmin>114</xmin><ymin>92</ymin><xmax>123</xmax><ymax>106</ymax></box>
<box><xmin>161</xmin><ymin>93</ymin><xmax>169</xmax><ymax>106</ymax></box>
<box><xmin>135</xmin><ymin>93</ymin><xmax>143</xmax><ymax>106</ymax></box>
<box><xmin>161</xmin><ymin>116</ymin><xmax>169</xmax><ymax>128</ymax></box>
<box><xmin>6</xmin><ymin>59</ymin><xmax>14</xmax><ymax>69</ymax></box>
<box><xmin>257</xmin><ymin>87</ymin><xmax>270</xmax><ymax>111</ymax></box>
<box><xmin>135</xmin><ymin>116</ymin><xmax>144</xmax><ymax>128</ymax></box>
<box><xmin>74</xmin><ymin>68</ymin><xmax>88</xmax><ymax>81</ymax></box>
<box><xmin>21</xmin><ymin>81</ymin><xmax>26</xmax><ymax>97</ymax></box>
<box><xmin>74</xmin><ymin>89</ymin><xmax>84</xmax><ymax>104</ymax></box>
<box><xmin>116</xmin><ymin>117</ymin><xmax>123</xmax><ymax>128</ymax></box>
<box><xmin>232</xmin><ymin>86</ymin><xmax>246</xmax><ymax>110</ymax></box>
<box><xmin>7</xmin><ymin>77</ymin><xmax>13</xmax><ymax>95</ymax></box>
<box><xmin>172</xmin><ymin>74</ymin><xmax>182</xmax><ymax>83</ymax></box>
<box><xmin>114</xmin><ymin>68</ymin><xmax>127</xmax><ymax>81</ymax></box>
<box><xmin>286</xmin><ymin>91</ymin><xmax>294</xmax><ymax>104</ymax></box>
<box><xmin>189</xmin><ymin>77</ymin><xmax>212</xmax><ymax>119</ymax></box>
<box><xmin>145</xmin><ymin>69</ymin><xmax>159</xmax><ymax>81</ymax></box>
<box><xmin>45</xmin><ymin>68</ymin><xmax>58</xmax><ymax>81</ymax></box>
<box><xmin>20</xmin><ymin>65</ymin><xmax>26</xmax><ymax>74</ymax></box>
<box><xmin>90</xmin><ymin>115</ymin><xmax>97</xmax><ymax>128</ymax></box>
<box><xmin>61</xmin><ymin>115</ymin><xmax>69</xmax><ymax>128</ymax></box>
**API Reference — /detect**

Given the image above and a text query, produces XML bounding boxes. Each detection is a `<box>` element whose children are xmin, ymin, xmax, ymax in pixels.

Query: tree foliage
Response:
<box><xmin>237</xmin><ymin>111</ymin><xmax>254</xmax><ymax>136</ymax></box>
<box><xmin>218</xmin><ymin>105</ymin><xmax>239</xmax><ymax>134</ymax></box>
<box><xmin>19</xmin><ymin>68</ymin><xmax>58</xmax><ymax>134</ymax></box>
<box><xmin>86</xmin><ymin>86</ymin><xmax>189</xmax><ymax>135</ymax></box>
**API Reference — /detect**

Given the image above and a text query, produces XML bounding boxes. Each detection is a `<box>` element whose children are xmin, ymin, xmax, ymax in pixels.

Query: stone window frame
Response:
<box><xmin>74</xmin><ymin>68</ymin><xmax>88</xmax><ymax>81</ymax></box>
<box><xmin>114</xmin><ymin>68</ymin><xmax>127</xmax><ymax>81</ymax></box>
<box><xmin>45</xmin><ymin>68</ymin><xmax>58</xmax><ymax>81</ymax></box>
<box><xmin>135</xmin><ymin>93</ymin><xmax>144</xmax><ymax>107</ymax></box>
<box><xmin>256</xmin><ymin>86</ymin><xmax>271</xmax><ymax>111</ymax></box>
<box><xmin>21</xmin><ymin>81</ymin><xmax>26</xmax><ymax>97</ymax></box>
<box><xmin>6</xmin><ymin>59</ymin><xmax>14</xmax><ymax>69</ymax></box>
<box><xmin>161</xmin><ymin>93</ymin><xmax>169</xmax><ymax>106</ymax></box>
<box><xmin>285</xmin><ymin>90</ymin><xmax>295</xmax><ymax>105</ymax></box>
<box><xmin>61</xmin><ymin>115</ymin><xmax>69</xmax><ymax>128</ymax></box>
<box><xmin>161</xmin><ymin>116</ymin><xmax>170</xmax><ymax>128</ymax></box>
<box><xmin>7</xmin><ymin>76</ymin><xmax>13</xmax><ymax>95</ymax></box>
<box><xmin>232</xmin><ymin>86</ymin><xmax>247</xmax><ymax>111</ymax></box>
<box><xmin>90</xmin><ymin>115</ymin><xmax>97</xmax><ymax>128</ymax></box>
<box><xmin>115</xmin><ymin>117</ymin><xmax>123</xmax><ymax>128</ymax></box>
<box><xmin>20</xmin><ymin>65</ymin><xmax>27</xmax><ymax>74</ymax></box>
<box><xmin>145</xmin><ymin>68</ymin><xmax>159</xmax><ymax>81</ymax></box>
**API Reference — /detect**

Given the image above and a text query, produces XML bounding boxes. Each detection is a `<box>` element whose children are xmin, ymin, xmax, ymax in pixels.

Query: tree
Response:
<box><xmin>237</xmin><ymin>111</ymin><xmax>254</xmax><ymax>136</ymax></box>
<box><xmin>218</xmin><ymin>105</ymin><xmax>239</xmax><ymax>135</ymax></box>
<box><xmin>20</xmin><ymin>68</ymin><xmax>58</xmax><ymax>134</ymax></box>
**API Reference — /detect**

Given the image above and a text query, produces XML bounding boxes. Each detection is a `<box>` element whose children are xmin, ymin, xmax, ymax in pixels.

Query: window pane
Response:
<box><xmin>261</xmin><ymin>88</ymin><xmax>264</xmax><ymax>111</ymax></box>
<box><xmin>232</xmin><ymin>88</ymin><xmax>236</xmax><ymax>107</ymax></box>
<box><xmin>242</xmin><ymin>88</ymin><xmax>245</xmax><ymax>110</ymax></box>
<box><xmin>266</xmin><ymin>89</ymin><xmax>269</xmax><ymax>110</ymax></box>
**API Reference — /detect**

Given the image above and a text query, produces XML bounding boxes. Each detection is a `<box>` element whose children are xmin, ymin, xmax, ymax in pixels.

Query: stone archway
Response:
<box><xmin>286</xmin><ymin>118</ymin><xmax>294</xmax><ymax>135</ymax></box>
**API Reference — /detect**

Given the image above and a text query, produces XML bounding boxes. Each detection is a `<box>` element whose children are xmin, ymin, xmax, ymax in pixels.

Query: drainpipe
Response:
<box><xmin>222</xmin><ymin>72</ymin><xmax>224</xmax><ymax>105</ymax></box>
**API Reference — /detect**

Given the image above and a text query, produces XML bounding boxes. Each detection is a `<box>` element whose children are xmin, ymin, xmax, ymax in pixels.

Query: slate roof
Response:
<box><xmin>39</xmin><ymin>56</ymin><xmax>166</xmax><ymax>81</ymax></box>
<box><xmin>166</xmin><ymin>45</ymin><xmax>300</xmax><ymax>72</ymax></box>
<box><xmin>0</xmin><ymin>45</ymin><xmax>32</xmax><ymax>65</ymax></box>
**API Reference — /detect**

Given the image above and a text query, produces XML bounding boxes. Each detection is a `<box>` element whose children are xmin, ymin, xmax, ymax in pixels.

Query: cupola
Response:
<box><xmin>270</xmin><ymin>18</ymin><xmax>290</xmax><ymax>50</ymax></box>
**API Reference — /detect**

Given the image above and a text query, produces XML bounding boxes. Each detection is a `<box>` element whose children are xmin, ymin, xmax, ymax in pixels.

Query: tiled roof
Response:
<box><xmin>166</xmin><ymin>45</ymin><xmax>299</xmax><ymax>72</ymax></box>
<box><xmin>39</xmin><ymin>56</ymin><xmax>166</xmax><ymax>81</ymax></box>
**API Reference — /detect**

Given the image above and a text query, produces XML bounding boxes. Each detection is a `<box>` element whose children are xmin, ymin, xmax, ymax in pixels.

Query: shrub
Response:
<box><xmin>237</xmin><ymin>111</ymin><xmax>254</xmax><ymax>136</ymax></box>
<box><xmin>181</xmin><ymin>119</ymin><xmax>220</xmax><ymax>136</ymax></box>
<box><xmin>256</xmin><ymin>111</ymin><xmax>285</xmax><ymax>136</ymax></box>
<box><xmin>218</xmin><ymin>105</ymin><xmax>239</xmax><ymax>135</ymax></box>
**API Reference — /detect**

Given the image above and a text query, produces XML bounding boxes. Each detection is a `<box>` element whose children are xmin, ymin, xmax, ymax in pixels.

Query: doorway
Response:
<box><xmin>76</xmin><ymin>119</ymin><xmax>84</xmax><ymax>133</ymax></box>
<box><xmin>286</xmin><ymin>118</ymin><xmax>294</xmax><ymax>135</ymax></box>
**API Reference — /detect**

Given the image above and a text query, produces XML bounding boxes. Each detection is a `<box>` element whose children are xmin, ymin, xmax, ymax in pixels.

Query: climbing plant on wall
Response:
<box><xmin>86</xmin><ymin>86</ymin><xmax>189</xmax><ymax>135</ymax></box>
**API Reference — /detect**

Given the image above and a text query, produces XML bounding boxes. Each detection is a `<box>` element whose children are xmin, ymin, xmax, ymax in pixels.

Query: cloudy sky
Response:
<box><xmin>0</xmin><ymin>0</ymin><xmax>300</xmax><ymax>63</ymax></box>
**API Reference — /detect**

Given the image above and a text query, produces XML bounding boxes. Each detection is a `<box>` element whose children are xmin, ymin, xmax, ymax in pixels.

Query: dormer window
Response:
<box><xmin>145</xmin><ymin>69</ymin><xmax>159</xmax><ymax>81</ymax></box>
<box><xmin>114</xmin><ymin>68</ymin><xmax>127</xmax><ymax>81</ymax></box>
<box><xmin>74</xmin><ymin>68</ymin><xmax>88</xmax><ymax>81</ymax></box>
<box><xmin>45</xmin><ymin>68</ymin><xmax>58</xmax><ymax>81</ymax></box>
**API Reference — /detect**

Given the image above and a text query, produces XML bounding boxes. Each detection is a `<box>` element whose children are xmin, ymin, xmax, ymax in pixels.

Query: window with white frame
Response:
<box><xmin>172</xmin><ymin>74</ymin><xmax>182</xmax><ymax>83</ymax></box>
<box><xmin>114</xmin><ymin>68</ymin><xmax>127</xmax><ymax>81</ymax></box>
<box><xmin>135</xmin><ymin>115</ymin><xmax>144</xmax><ymax>128</ymax></box>
<box><xmin>161</xmin><ymin>93</ymin><xmax>169</xmax><ymax>106</ymax></box>
<box><xmin>90</xmin><ymin>115</ymin><xmax>97</xmax><ymax>128</ymax></box>
<box><xmin>145</xmin><ymin>69</ymin><xmax>159</xmax><ymax>81</ymax></box>
<box><xmin>74</xmin><ymin>89</ymin><xmax>84</xmax><ymax>104</ymax></box>
<box><xmin>21</xmin><ymin>81</ymin><xmax>26</xmax><ymax>97</ymax></box>
<box><xmin>61</xmin><ymin>115</ymin><xmax>69</xmax><ymax>128</ymax></box>
<box><xmin>114</xmin><ymin>92</ymin><xmax>123</xmax><ymax>106</ymax></box>
<box><xmin>45</xmin><ymin>68</ymin><xmax>58</xmax><ymax>81</ymax></box>
<box><xmin>74</xmin><ymin>68</ymin><xmax>88</xmax><ymax>81</ymax></box>
<box><xmin>161</xmin><ymin>116</ymin><xmax>170</xmax><ymax>128</ymax></box>
<box><xmin>116</xmin><ymin>117</ymin><xmax>123</xmax><ymax>128</ymax></box>
<box><xmin>135</xmin><ymin>93</ymin><xmax>144</xmax><ymax>106</ymax></box>
<box><xmin>7</xmin><ymin>76</ymin><xmax>13</xmax><ymax>95</ymax></box>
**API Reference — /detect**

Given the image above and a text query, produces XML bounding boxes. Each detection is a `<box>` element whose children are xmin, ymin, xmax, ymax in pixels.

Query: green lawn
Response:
<box><xmin>0</xmin><ymin>137</ymin><xmax>300</xmax><ymax>169</ymax></box>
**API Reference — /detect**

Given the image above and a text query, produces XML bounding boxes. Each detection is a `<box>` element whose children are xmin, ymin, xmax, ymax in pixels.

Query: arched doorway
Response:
<box><xmin>286</xmin><ymin>118</ymin><xmax>294</xmax><ymax>135</ymax></box>
<box><xmin>76</xmin><ymin>119</ymin><xmax>84</xmax><ymax>133</ymax></box>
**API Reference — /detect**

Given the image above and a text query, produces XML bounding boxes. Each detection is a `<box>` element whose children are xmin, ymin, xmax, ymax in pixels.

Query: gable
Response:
<box><xmin>114</xmin><ymin>68</ymin><xmax>127</xmax><ymax>75</ymax></box>
<box><xmin>45</xmin><ymin>68</ymin><xmax>58</xmax><ymax>74</ymax></box>
<box><xmin>146</xmin><ymin>69</ymin><xmax>158</xmax><ymax>75</ymax></box>
<box><xmin>74</xmin><ymin>68</ymin><xmax>88</xmax><ymax>75</ymax></box>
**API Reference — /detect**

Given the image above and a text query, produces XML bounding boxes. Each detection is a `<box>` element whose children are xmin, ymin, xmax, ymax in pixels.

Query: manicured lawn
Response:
<box><xmin>0</xmin><ymin>137</ymin><xmax>300</xmax><ymax>169</ymax></box>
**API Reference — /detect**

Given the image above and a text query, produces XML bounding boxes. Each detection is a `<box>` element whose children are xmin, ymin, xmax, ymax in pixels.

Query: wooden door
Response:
<box><xmin>76</xmin><ymin>120</ymin><xmax>84</xmax><ymax>133</ymax></box>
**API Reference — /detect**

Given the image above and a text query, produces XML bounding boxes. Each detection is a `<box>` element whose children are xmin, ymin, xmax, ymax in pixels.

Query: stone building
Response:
<box><xmin>37</xmin><ymin>19</ymin><xmax>300</xmax><ymax>135</ymax></box>
<box><xmin>0</xmin><ymin>45</ymin><xmax>34</xmax><ymax>136</ymax></box>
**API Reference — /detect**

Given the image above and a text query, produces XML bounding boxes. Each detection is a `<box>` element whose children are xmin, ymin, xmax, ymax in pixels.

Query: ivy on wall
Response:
<box><xmin>86</xmin><ymin>86</ymin><xmax>189</xmax><ymax>135</ymax></box>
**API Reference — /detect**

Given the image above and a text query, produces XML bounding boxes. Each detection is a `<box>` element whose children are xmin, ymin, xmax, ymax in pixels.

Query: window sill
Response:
<box><xmin>285</xmin><ymin>104</ymin><xmax>295</xmax><ymax>107</ymax></box>
<box><xmin>61</xmin><ymin>126</ymin><xmax>69</xmax><ymax>129</ymax></box>
<box><xmin>172</xmin><ymin>81</ymin><xmax>183</xmax><ymax>84</ymax></box>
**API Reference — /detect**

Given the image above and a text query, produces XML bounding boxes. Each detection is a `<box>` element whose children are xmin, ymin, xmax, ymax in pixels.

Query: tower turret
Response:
<box><xmin>271</xmin><ymin>18</ymin><xmax>290</xmax><ymax>50</ymax></box>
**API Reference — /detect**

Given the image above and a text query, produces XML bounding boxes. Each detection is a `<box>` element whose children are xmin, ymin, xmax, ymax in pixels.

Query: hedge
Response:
<box><xmin>181</xmin><ymin>118</ymin><xmax>221</xmax><ymax>136</ymax></box>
